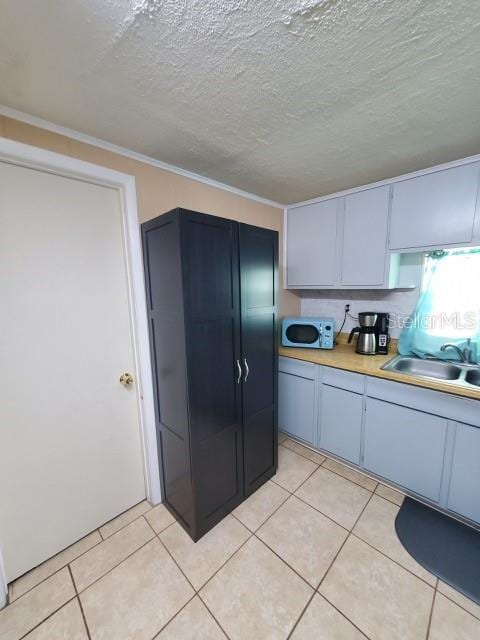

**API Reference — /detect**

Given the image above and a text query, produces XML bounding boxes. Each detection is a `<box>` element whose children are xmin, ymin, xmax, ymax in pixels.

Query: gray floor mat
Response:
<box><xmin>395</xmin><ymin>497</ymin><xmax>480</xmax><ymax>605</ymax></box>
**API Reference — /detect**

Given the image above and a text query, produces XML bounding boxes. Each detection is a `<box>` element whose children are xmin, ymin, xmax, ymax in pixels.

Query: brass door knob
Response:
<box><xmin>119</xmin><ymin>372</ymin><xmax>134</xmax><ymax>386</ymax></box>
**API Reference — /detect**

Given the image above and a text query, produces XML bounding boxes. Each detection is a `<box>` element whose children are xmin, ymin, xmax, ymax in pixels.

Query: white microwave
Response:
<box><xmin>281</xmin><ymin>317</ymin><xmax>335</xmax><ymax>349</ymax></box>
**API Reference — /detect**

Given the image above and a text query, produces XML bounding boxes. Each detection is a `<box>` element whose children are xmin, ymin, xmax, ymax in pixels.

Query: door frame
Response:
<box><xmin>0</xmin><ymin>137</ymin><xmax>161</xmax><ymax>606</ymax></box>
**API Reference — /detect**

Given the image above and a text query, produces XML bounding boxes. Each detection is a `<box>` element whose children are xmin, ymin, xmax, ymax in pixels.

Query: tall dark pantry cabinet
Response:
<box><xmin>142</xmin><ymin>209</ymin><xmax>278</xmax><ymax>540</ymax></box>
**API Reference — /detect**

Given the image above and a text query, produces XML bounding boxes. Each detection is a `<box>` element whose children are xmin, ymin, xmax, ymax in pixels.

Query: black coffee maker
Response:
<box><xmin>348</xmin><ymin>312</ymin><xmax>390</xmax><ymax>355</ymax></box>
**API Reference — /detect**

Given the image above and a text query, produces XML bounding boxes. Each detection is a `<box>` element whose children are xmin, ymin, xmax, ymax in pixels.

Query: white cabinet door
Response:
<box><xmin>447</xmin><ymin>422</ymin><xmax>480</xmax><ymax>524</ymax></box>
<box><xmin>287</xmin><ymin>199</ymin><xmax>339</xmax><ymax>286</ymax></box>
<box><xmin>319</xmin><ymin>385</ymin><xmax>363</xmax><ymax>464</ymax></box>
<box><xmin>363</xmin><ymin>399</ymin><xmax>447</xmax><ymax>501</ymax></box>
<box><xmin>341</xmin><ymin>186</ymin><xmax>390</xmax><ymax>286</ymax></box>
<box><xmin>389</xmin><ymin>163</ymin><xmax>479</xmax><ymax>250</ymax></box>
<box><xmin>278</xmin><ymin>371</ymin><xmax>316</xmax><ymax>445</ymax></box>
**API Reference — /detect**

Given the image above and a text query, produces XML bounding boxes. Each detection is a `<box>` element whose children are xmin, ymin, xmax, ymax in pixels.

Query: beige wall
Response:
<box><xmin>0</xmin><ymin>115</ymin><xmax>300</xmax><ymax>316</ymax></box>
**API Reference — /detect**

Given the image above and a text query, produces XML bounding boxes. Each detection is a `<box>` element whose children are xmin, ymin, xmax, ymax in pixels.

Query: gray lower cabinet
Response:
<box><xmin>319</xmin><ymin>385</ymin><xmax>363</xmax><ymax>464</ymax></box>
<box><xmin>278</xmin><ymin>357</ymin><xmax>480</xmax><ymax>525</ymax></box>
<box><xmin>447</xmin><ymin>422</ymin><xmax>480</xmax><ymax>523</ymax></box>
<box><xmin>363</xmin><ymin>398</ymin><xmax>448</xmax><ymax>502</ymax></box>
<box><xmin>278</xmin><ymin>358</ymin><xmax>317</xmax><ymax>445</ymax></box>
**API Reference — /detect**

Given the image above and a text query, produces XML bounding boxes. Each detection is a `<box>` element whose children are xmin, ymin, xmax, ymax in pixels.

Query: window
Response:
<box><xmin>398</xmin><ymin>248</ymin><xmax>480</xmax><ymax>362</ymax></box>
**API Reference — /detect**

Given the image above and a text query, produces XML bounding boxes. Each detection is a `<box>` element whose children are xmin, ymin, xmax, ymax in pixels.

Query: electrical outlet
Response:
<box><xmin>345</xmin><ymin>304</ymin><xmax>350</xmax><ymax>313</ymax></box>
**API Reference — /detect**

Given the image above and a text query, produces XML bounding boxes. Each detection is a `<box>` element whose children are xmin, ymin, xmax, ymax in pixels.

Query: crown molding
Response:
<box><xmin>0</xmin><ymin>104</ymin><xmax>284</xmax><ymax>209</ymax></box>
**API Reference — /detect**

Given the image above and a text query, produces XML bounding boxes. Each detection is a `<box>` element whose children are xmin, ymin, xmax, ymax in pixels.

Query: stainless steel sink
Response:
<box><xmin>465</xmin><ymin>369</ymin><xmax>480</xmax><ymax>387</ymax></box>
<box><xmin>382</xmin><ymin>355</ymin><xmax>480</xmax><ymax>390</ymax></box>
<box><xmin>388</xmin><ymin>357</ymin><xmax>462</xmax><ymax>380</ymax></box>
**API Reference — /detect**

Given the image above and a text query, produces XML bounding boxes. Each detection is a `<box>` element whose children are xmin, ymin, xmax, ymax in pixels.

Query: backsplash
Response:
<box><xmin>300</xmin><ymin>288</ymin><xmax>421</xmax><ymax>339</ymax></box>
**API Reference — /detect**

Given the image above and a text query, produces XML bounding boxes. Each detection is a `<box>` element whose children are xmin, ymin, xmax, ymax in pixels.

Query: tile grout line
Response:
<box><xmin>145</xmin><ymin>514</ymin><xmax>236</xmax><ymax>639</ymax></box>
<box><xmin>7</xmin><ymin>503</ymin><xmax>155</xmax><ymax>605</ymax></box>
<box><xmin>270</xmin><ymin>455</ymin><xmax>321</xmax><ymax>495</ymax></box>
<box><xmin>281</xmin><ymin>439</ymin><xmax>410</xmax><ymax>499</ymax></box>
<box><xmin>7</xmin><ymin>566</ymin><xmax>69</xmax><ymax>608</ymax></box>
<box><xmin>67</xmin><ymin>565</ymin><xmax>92</xmax><ymax>640</ymax></box>
<box><xmin>186</xmin><ymin>530</ymin><xmax>254</xmax><ymax>595</ymax></box>
<box><xmin>281</xmin><ymin>440</ymin><xmax>378</xmax><ymax>493</ymax></box>
<box><xmin>143</xmin><ymin>517</ymin><xmax>197</xmax><ymax>593</ymax></box>
<box><xmin>70</xmin><ymin>520</ymin><xmax>157</xmax><ymax>596</ymax></box>
<box><xmin>138</xmin><ymin>515</ymin><xmax>205</xmax><ymax>639</ymax></box>
<box><xmin>271</xmin><ymin>450</ymin><xmax>368</xmax><ymax>533</ymax></box>
<box><xmin>16</xmin><ymin>595</ymin><xmax>78</xmax><ymax>640</ymax></box>
<box><xmin>285</xmin><ymin>589</ymin><xmax>316</xmax><ymax>639</ymax></box>
<box><xmin>272</xmin><ymin>454</ymin><xmax>476</xmax><ymax>629</ymax></box>
<box><xmin>320</xmin><ymin>459</ymin><xmax>378</xmax><ymax>492</ymax></box>
<box><xmin>196</xmin><ymin>593</ymin><xmax>232</xmax><ymax>640</ymax></box>
<box><xmin>275</xmin><ymin>446</ymin><xmax>430</xmax><ymax>586</ymax></box>
<box><xmin>230</xmin><ymin>485</ymin><xmax>291</xmax><ymax>533</ymax></box>
<box><xmin>433</xmin><ymin>587</ymin><xmax>480</xmax><ymax>622</ymax></box>
<box><xmin>283</xmin><ymin>488</ymin><xmax>369</xmax><ymax>640</ymax></box>
<box><xmin>252</xmin><ymin>535</ymin><xmax>315</xmax><ymax>592</ymax></box>
<box><xmin>425</xmin><ymin>588</ymin><xmax>438</xmax><ymax>640</ymax></box>
<box><xmin>150</xmin><ymin>518</ymin><xmax>251</xmax><ymax>640</ymax></box>
<box><xmin>279</xmin><ymin>442</ymin><xmax>377</xmax><ymax>495</ymax></box>
<box><xmin>280</xmin><ymin>441</ymin><xmax>326</xmax><ymax>466</ymax></box>
<box><xmin>98</xmin><ymin>501</ymin><xmax>153</xmax><ymax>539</ymax></box>
<box><xmin>254</xmin><ymin>470</ymin><xmax>376</xmax><ymax>639</ymax></box>
<box><xmin>316</xmin><ymin>592</ymin><xmax>374</xmax><ymax>640</ymax></box>
<box><xmin>349</xmin><ymin>531</ymin><xmax>437</xmax><ymax>589</ymax></box>
<box><xmin>319</xmin><ymin>489</ymin><xmax>375</xmax><ymax>590</ymax></box>
<box><xmin>291</xmin><ymin>492</ymin><xmax>351</xmax><ymax>533</ymax></box>
<box><xmin>148</xmin><ymin>592</ymin><xmax>199</xmax><ymax>640</ymax></box>
<box><xmin>288</xmin><ymin>491</ymin><xmax>381</xmax><ymax>640</ymax></box>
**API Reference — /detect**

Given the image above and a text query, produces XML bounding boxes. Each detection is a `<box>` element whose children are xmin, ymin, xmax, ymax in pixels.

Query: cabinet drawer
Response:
<box><xmin>366</xmin><ymin>376</ymin><xmax>480</xmax><ymax>427</ymax></box>
<box><xmin>323</xmin><ymin>367</ymin><xmax>364</xmax><ymax>394</ymax></box>
<box><xmin>364</xmin><ymin>398</ymin><xmax>447</xmax><ymax>501</ymax></box>
<box><xmin>279</xmin><ymin>356</ymin><xmax>316</xmax><ymax>380</ymax></box>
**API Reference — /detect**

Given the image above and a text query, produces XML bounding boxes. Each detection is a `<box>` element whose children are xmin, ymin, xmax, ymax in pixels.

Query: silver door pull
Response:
<box><xmin>236</xmin><ymin>359</ymin><xmax>242</xmax><ymax>384</ymax></box>
<box><xmin>243</xmin><ymin>358</ymin><xmax>249</xmax><ymax>382</ymax></box>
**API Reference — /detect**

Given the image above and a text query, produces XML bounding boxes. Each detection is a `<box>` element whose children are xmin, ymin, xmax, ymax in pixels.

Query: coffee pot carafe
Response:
<box><xmin>348</xmin><ymin>312</ymin><xmax>378</xmax><ymax>355</ymax></box>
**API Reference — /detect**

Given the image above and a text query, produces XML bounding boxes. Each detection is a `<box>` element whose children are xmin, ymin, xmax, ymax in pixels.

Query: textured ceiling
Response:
<box><xmin>0</xmin><ymin>0</ymin><xmax>479</xmax><ymax>203</ymax></box>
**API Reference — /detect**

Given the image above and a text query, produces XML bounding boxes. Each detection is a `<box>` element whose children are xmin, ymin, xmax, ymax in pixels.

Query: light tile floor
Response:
<box><xmin>1</xmin><ymin>437</ymin><xmax>480</xmax><ymax>640</ymax></box>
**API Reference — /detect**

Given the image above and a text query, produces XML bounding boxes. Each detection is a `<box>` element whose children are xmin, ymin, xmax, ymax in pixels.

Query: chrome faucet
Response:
<box><xmin>440</xmin><ymin>339</ymin><xmax>474</xmax><ymax>364</ymax></box>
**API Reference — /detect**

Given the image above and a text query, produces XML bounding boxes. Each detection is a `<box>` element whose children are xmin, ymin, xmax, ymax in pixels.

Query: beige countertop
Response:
<box><xmin>279</xmin><ymin>335</ymin><xmax>480</xmax><ymax>401</ymax></box>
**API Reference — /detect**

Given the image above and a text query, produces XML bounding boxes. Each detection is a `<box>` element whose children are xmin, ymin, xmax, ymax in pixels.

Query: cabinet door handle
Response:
<box><xmin>243</xmin><ymin>358</ymin><xmax>249</xmax><ymax>382</ymax></box>
<box><xmin>236</xmin><ymin>359</ymin><xmax>242</xmax><ymax>384</ymax></box>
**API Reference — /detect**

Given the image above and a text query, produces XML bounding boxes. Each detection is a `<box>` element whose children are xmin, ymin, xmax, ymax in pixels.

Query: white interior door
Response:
<box><xmin>0</xmin><ymin>161</ymin><xmax>146</xmax><ymax>582</ymax></box>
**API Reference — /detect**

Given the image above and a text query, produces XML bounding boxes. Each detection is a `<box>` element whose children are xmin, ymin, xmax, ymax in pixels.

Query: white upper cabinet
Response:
<box><xmin>285</xmin><ymin>157</ymin><xmax>480</xmax><ymax>290</ymax></box>
<box><xmin>287</xmin><ymin>198</ymin><xmax>339</xmax><ymax>286</ymax></box>
<box><xmin>341</xmin><ymin>186</ymin><xmax>390</xmax><ymax>286</ymax></box>
<box><xmin>389</xmin><ymin>163</ymin><xmax>480</xmax><ymax>250</ymax></box>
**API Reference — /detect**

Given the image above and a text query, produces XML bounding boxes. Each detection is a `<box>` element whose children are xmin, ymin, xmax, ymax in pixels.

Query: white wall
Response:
<box><xmin>301</xmin><ymin>288</ymin><xmax>421</xmax><ymax>339</ymax></box>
